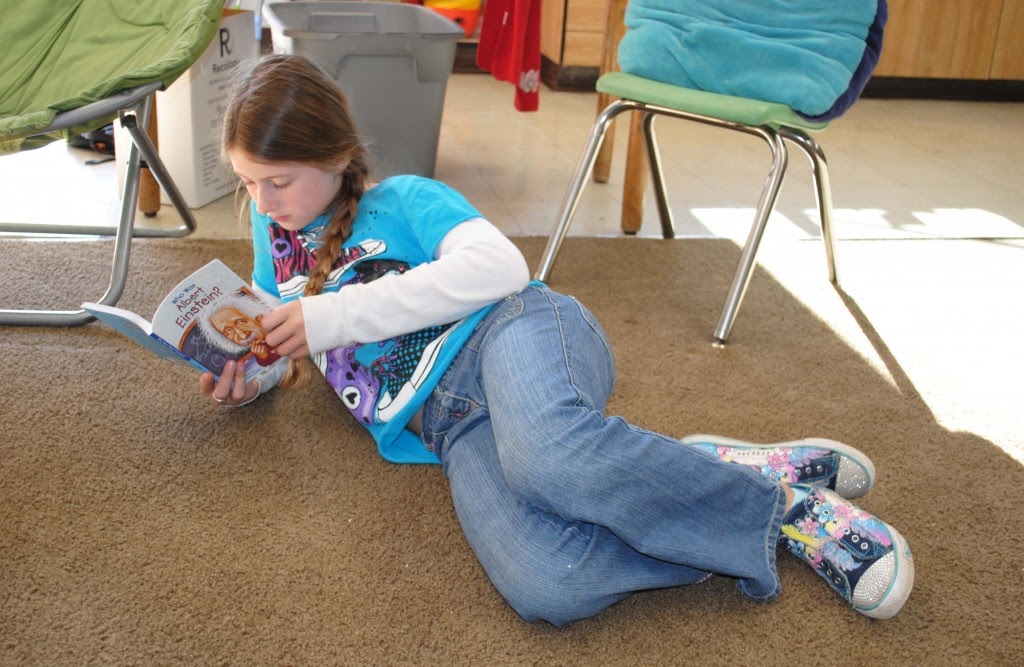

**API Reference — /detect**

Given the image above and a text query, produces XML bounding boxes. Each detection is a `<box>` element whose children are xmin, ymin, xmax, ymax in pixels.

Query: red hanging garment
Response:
<box><xmin>476</xmin><ymin>0</ymin><xmax>541</xmax><ymax>111</ymax></box>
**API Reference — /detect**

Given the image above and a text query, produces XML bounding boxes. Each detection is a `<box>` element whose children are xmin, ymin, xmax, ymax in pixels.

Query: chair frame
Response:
<box><xmin>0</xmin><ymin>82</ymin><xmax>197</xmax><ymax>327</ymax></box>
<box><xmin>534</xmin><ymin>97</ymin><xmax>840</xmax><ymax>345</ymax></box>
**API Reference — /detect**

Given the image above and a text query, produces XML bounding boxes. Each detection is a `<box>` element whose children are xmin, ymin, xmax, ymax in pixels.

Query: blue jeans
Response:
<box><xmin>421</xmin><ymin>286</ymin><xmax>787</xmax><ymax>626</ymax></box>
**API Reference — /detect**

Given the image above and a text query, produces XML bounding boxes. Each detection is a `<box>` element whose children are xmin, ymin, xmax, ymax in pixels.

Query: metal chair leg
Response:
<box><xmin>538</xmin><ymin>95</ymin><xmax>834</xmax><ymax>346</ymax></box>
<box><xmin>535</xmin><ymin>99</ymin><xmax>639</xmax><ymax>283</ymax></box>
<box><xmin>714</xmin><ymin>128</ymin><xmax>789</xmax><ymax>344</ymax></box>
<box><xmin>0</xmin><ymin>87</ymin><xmax>196</xmax><ymax>239</ymax></box>
<box><xmin>122</xmin><ymin>108</ymin><xmax>197</xmax><ymax>238</ymax></box>
<box><xmin>641</xmin><ymin>111</ymin><xmax>675</xmax><ymax>239</ymax></box>
<box><xmin>778</xmin><ymin>126</ymin><xmax>839</xmax><ymax>284</ymax></box>
<box><xmin>0</xmin><ymin>114</ymin><xmax>144</xmax><ymax>326</ymax></box>
<box><xmin>0</xmin><ymin>90</ymin><xmax>197</xmax><ymax>326</ymax></box>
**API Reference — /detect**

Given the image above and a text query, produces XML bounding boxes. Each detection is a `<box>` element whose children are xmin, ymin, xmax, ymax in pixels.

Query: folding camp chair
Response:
<box><xmin>0</xmin><ymin>0</ymin><xmax>225</xmax><ymax>326</ymax></box>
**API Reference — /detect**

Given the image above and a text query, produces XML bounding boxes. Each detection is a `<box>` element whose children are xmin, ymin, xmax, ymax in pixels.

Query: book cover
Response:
<box><xmin>83</xmin><ymin>259</ymin><xmax>279</xmax><ymax>381</ymax></box>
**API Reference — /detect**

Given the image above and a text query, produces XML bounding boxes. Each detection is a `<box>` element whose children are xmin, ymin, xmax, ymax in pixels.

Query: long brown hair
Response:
<box><xmin>223</xmin><ymin>54</ymin><xmax>371</xmax><ymax>388</ymax></box>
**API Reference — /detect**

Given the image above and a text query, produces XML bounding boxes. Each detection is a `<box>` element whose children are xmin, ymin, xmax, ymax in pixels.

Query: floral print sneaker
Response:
<box><xmin>681</xmin><ymin>434</ymin><xmax>875</xmax><ymax>499</ymax></box>
<box><xmin>782</xmin><ymin>485</ymin><xmax>914</xmax><ymax>619</ymax></box>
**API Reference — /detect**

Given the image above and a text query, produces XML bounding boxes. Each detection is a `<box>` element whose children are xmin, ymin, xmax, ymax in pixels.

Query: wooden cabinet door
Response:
<box><xmin>874</xmin><ymin>0</ymin><xmax>1004</xmax><ymax>79</ymax></box>
<box><xmin>991</xmin><ymin>0</ymin><xmax>1024</xmax><ymax>79</ymax></box>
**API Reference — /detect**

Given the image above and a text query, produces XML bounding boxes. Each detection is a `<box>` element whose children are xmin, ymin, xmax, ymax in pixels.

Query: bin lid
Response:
<box><xmin>265</xmin><ymin>1</ymin><xmax>464</xmax><ymax>39</ymax></box>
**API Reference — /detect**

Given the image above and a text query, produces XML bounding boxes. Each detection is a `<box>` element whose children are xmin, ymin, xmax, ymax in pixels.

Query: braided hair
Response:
<box><xmin>222</xmin><ymin>54</ymin><xmax>371</xmax><ymax>387</ymax></box>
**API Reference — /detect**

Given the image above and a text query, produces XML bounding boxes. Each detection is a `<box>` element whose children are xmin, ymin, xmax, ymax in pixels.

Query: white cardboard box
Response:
<box><xmin>116</xmin><ymin>9</ymin><xmax>259</xmax><ymax>209</ymax></box>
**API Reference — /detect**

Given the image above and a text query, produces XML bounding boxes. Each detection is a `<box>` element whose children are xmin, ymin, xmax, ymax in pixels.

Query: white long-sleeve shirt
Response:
<box><xmin>250</xmin><ymin>217</ymin><xmax>529</xmax><ymax>396</ymax></box>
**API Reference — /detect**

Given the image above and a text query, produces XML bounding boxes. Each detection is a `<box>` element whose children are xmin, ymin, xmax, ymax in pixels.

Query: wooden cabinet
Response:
<box><xmin>991</xmin><ymin>0</ymin><xmax>1024</xmax><ymax>79</ymax></box>
<box><xmin>541</xmin><ymin>0</ymin><xmax>606</xmax><ymax>86</ymax></box>
<box><xmin>540</xmin><ymin>0</ymin><xmax>1024</xmax><ymax>90</ymax></box>
<box><xmin>874</xmin><ymin>0</ymin><xmax>1024</xmax><ymax>80</ymax></box>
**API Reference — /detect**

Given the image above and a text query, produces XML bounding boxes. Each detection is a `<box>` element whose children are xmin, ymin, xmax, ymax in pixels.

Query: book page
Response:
<box><xmin>82</xmin><ymin>302</ymin><xmax>197</xmax><ymax>367</ymax></box>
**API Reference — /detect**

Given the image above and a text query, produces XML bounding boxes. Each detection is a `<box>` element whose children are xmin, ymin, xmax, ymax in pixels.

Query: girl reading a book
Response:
<box><xmin>199</xmin><ymin>53</ymin><xmax>914</xmax><ymax>625</ymax></box>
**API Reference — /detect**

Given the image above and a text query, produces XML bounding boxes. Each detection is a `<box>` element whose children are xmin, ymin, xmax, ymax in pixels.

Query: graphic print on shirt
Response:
<box><xmin>269</xmin><ymin>223</ymin><xmax>455</xmax><ymax>425</ymax></box>
<box><xmin>269</xmin><ymin>223</ymin><xmax>385</xmax><ymax>301</ymax></box>
<box><xmin>323</xmin><ymin>323</ymin><xmax>457</xmax><ymax>424</ymax></box>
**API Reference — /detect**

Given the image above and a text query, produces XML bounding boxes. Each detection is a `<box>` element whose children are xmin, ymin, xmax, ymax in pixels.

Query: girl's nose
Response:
<box><xmin>254</xmin><ymin>186</ymin><xmax>275</xmax><ymax>215</ymax></box>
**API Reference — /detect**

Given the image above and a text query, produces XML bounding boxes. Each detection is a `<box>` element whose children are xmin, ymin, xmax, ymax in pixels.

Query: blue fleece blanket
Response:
<box><xmin>618</xmin><ymin>0</ymin><xmax>887</xmax><ymax>121</ymax></box>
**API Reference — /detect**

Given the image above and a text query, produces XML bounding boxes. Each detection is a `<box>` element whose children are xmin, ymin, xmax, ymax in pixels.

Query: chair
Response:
<box><xmin>0</xmin><ymin>0</ymin><xmax>225</xmax><ymax>326</ymax></box>
<box><xmin>535</xmin><ymin>0</ymin><xmax>886</xmax><ymax>344</ymax></box>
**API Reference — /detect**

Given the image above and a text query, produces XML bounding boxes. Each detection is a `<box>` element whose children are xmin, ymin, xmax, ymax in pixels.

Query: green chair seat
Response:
<box><xmin>0</xmin><ymin>0</ymin><xmax>224</xmax><ymax>154</ymax></box>
<box><xmin>596</xmin><ymin>72</ymin><xmax>829</xmax><ymax>132</ymax></box>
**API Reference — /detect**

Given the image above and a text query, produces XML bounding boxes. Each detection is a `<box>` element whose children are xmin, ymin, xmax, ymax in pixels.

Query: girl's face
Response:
<box><xmin>228</xmin><ymin>148</ymin><xmax>347</xmax><ymax>231</ymax></box>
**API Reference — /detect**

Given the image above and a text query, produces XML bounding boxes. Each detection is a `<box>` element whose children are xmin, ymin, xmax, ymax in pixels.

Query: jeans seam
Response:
<box><xmin>564</xmin><ymin>294</ymin><xmax>615</xmax><ymax>398</ymax></box>
<box><xmin>754</xmin><ymin>484</ymin><xmax>785</xmax><ymax>601</ymax></box>
<box><xmin>569</xmin><ymin>295</ymin><xmax>615</xmax><ymax>368</ymax></box>
<box><xmin>544</xmin><ymin>289</ymin><xmax>588</xmax><ymax>408</ymax></box>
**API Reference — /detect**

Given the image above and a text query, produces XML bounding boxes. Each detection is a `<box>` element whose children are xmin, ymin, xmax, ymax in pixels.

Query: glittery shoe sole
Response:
<box><xmin>853</xmin><ymin>525</ymin><xmax>914</xmax><ymax>619</ymax></box>
<box><xmin>782</xmin><ymin>486</ymin><xmax>914</xmax><ymax>620</ymax></box>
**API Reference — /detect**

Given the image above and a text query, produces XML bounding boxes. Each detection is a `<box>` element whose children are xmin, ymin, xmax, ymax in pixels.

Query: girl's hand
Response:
<box><xmin>199</xmin><ymin>359</ymin><xmax>259</xmax><ymax>406</ymax></box>
<box><xmin>260</xmin><ymin>300</ymin><xmax>310</xmax><ymax>358</ymax></box>
<box><xmin>250</xmin><ymin>339</ymin><xmax>279</xmax><ymax>364</ymax></box>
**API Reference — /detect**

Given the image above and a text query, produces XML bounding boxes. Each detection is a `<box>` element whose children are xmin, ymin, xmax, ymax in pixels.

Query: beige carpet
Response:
<box><xmin>3</xmin><ymin>237</ymin><xmax>1022</xmax><ymax>665</ymax></box>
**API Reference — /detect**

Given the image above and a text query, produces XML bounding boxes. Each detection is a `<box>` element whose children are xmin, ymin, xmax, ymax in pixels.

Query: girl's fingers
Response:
<box><xmin>230</xmin><ymin>360</ymin><xmax>248</xmax><ymax>402</ymax></box>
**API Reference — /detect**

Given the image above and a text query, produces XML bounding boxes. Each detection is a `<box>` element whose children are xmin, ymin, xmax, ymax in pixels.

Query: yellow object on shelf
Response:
<box><xmin>423</xmin><ymin>0</ymin><xmax>480</xmax><ymax>37</ymax></box>
<box><xmin>424</xmin><ymin>0</ymin><xmax>480</xmax><ymax>9</ymax></box>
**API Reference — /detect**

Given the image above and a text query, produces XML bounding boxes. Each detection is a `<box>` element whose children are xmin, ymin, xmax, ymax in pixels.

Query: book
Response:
<box><xmin>83</xmin><ymin>259</ymin><xmax>280</xmax><ymax>380</ymax></box>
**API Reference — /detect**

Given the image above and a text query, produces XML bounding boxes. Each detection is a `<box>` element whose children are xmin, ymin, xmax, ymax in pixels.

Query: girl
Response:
<box><xmin>200</xmin><ymin>54</ymin><xmax>913</xmax><ymax>625</ymax></box>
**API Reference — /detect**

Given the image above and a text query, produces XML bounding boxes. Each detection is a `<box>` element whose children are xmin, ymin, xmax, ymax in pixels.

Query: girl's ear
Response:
<box><xmin>333</xmin><ymin>158</ymin><xmax>351</xmax><ymax>175</ymax></box>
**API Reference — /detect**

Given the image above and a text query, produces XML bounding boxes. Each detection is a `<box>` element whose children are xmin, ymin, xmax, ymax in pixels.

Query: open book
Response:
<box><xmin>83</xmin><ymin>259</ymin><xmax>279</xmax><ymax>381</ymax></box>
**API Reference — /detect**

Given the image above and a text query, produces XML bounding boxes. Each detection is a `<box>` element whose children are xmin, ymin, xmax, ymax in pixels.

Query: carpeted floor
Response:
<box><xmin>3</xmin><ymin>237</ymin><xmax>1022</xmax><ymax>665</ymax></box>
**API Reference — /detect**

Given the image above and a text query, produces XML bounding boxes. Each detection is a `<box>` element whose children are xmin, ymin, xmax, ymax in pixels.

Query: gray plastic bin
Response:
<box><xmin>263</xmin><ymin>2</ymin><xmax>463</xmax><ymax>177</ymax></box>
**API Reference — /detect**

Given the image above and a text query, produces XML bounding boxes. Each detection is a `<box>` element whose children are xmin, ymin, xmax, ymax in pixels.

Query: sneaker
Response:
<box><xmin>682</xmin><ymin>434</ymin><xmax>875</xmax><ymax>499</ymax></box>
<box><xmin>782</xmin><ymin>485</ymin><xmax>914</xmax><ymax>619</ymax></box>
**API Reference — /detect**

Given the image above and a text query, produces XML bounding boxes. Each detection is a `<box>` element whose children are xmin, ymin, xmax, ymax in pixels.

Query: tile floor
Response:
<box><xmin>4</xmin><ymin>73</ymin><xmax>1023</xmax><ymax>243</ymax></box>
<box><xmin>2</xmin><ymin>73</ymin><xmax>1023</xmax><ymax>461</ymax></box>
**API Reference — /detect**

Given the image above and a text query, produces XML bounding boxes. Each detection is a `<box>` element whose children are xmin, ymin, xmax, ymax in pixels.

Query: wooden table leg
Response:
<box><xmin>621</xmin><ymin>110</ymin><xmax>647</xmax><ymax>234</ymax></box>
<box><xmin>593</xmin><ymin>0</ymin><xmax>628</xmax><ymax>183</ymax></box>
<box><xmin>591</xmin><ymin>0</ymin><xmax>647</xmax><ymax>233</ymax></box>
<box><xmin>138</xmin><ymin>96</ymin><xmax>161</xmax><ymax>217</ymax></box>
